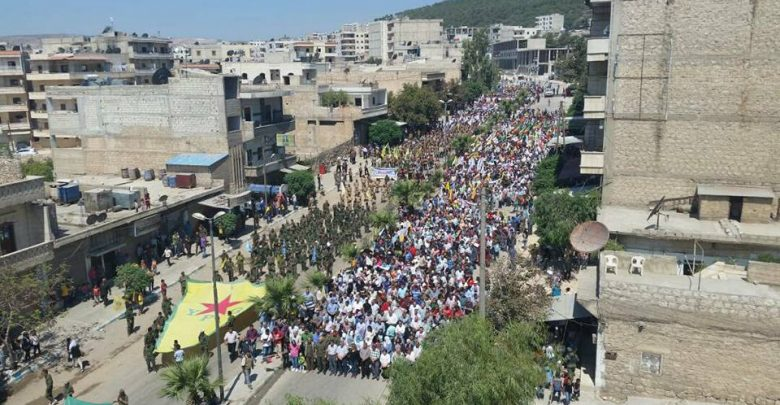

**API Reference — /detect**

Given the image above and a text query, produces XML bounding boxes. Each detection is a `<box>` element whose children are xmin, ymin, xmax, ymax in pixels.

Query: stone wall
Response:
<box><xmin>698</xmin><ymin>195</ymin><xmax>731</xmax><ymax>221</ymax></box>
<box><xmin>741</xmin><ymin>197</ymin><xmax>774</xmax><ymax>223</ymax></box>
<box><xmin>0</xmin><ymin>158</ymin><xmax>23</xmax><ymax>184</ymax></box>
<box><xmin>602</xmin><ymin>0</ymin><xmax>780</xmax><ymax>208</ymax></box>
<box><xmin>599</xmin><ymin>280</ymin><xmax>780</xmax><ymax>404</ymax></box>
<box><xmin>747</xmin><ymin>261</ymin><xmax>780</xmax><ymax>286</ymax></box>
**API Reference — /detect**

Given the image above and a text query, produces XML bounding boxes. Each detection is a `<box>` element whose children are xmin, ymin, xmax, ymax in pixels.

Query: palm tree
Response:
<box><xmin>369</xmin><ymin>208</ymin><xmax>399</xmax><ymax>232</ymax></box>
<box><xmin>339</xmin><ymin>242</ymin><xmax>358</xmax><ymax>261</ymax></box>
<box><xmin>391</xmin><ymin>180</ymin><xmax>426</xmax><ymax>207</ymax></box>
<box><xmin>306</xmin><ymin>271</ymin><xmax>329</xmax><ymax>292</ymax></box>
<box><xmin>250</xmin><ymin>276</ymin><xmax>300</xmax><ymax>321</ymax></box>
<box><xmin>159</xmin><ymin>356</ymin><xmax>222</xmax><ymax>405</ymax></box>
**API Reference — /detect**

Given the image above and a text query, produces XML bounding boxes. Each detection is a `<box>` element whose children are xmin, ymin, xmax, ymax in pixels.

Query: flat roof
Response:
<box><xmin>599</xmin><ymin>205</ymin><xmax>780</xmax><ymax>247</ymax></box>
<box><xmin>696</xmin><ymin>184</ymin><xmax>775</xmax><ymax>199</ymax></box>
<box><xmin>166</xmin><ymin>153</ymin><xmax>228</xmax><ymax>167</ymax></box>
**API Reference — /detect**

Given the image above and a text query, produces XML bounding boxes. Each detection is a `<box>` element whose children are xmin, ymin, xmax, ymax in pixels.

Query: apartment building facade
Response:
<box><xmin>535</xmin><ymin>13</ymin><xmax>565</xmax><ymax>32</ymax></box>
<box><xmin>488</xmin><ymin>24</ymin><xmax>540</xmax><ymax>44</ymax></box>
<box><xmin>492</xmin><ymin>38</ymin><xmax>570</xmax><ymax>75</ymax></box>
<box><xmin>339</xmin><ymin>23</ymin><xmax>369</xmax><ymax>62</ymax></box>
<box><xmin>368</xmin><ymin>18</ymin><xmax>445</xmax><ymax>63</ymax></box>
<box><xmin>587</xmin><ymin>0</ymin><xmax>780</xmax><ymax>225</ymax></box>
<box><xmin>0</xmin><ymin>50</ymin><xmax>31</xmax><ymax>148</ymax></box>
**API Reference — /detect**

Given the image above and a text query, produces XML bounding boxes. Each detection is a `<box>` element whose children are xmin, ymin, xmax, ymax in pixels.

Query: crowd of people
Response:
<box><xmin>217</xmin><ymin>79</ymin><xmax>563</xmax><ymax>384</ymax></box>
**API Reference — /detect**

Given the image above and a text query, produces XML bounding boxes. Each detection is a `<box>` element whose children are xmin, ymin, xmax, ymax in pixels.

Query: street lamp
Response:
<box><xmin>191</xmin><ymin>211</ymin><xmax>226</xmax><ymax>402</ymax></box>
<box><xmin>439</xmin><ymin>98</ymin><xmax>453</xmax><ymax>117</ymax></box>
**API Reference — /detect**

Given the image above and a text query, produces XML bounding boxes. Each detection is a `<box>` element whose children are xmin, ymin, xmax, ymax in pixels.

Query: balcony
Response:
<box><xmin>0</xmin><ymin>176</ymin><xmax>45</xmax><ymax>210</ymax></box>
<box><xmin>30</xmin><ymin>110</ymin><xmax>48</xmax><ymax>119</ymax></box>
<box><xmin>241</xmin><ymin>117</ymin><xmax>295</xmax><ymax>143</ymax></box>
<box><xmin>580</xmin><ymin>151</ymin><xmax>604</xmax><ymax>175</ymax></box>
<box><xmin>48</xmin><ymin>110</ymin><xmax>80</xmax><ymax>130</ymax></box>
<box><xmin>28</xmin><ymin>92</ymin><xmax>47</xmax><ymax>100</ymax></box>
<box><xmin>129</xmin><ymin>51</ymin><xmax>173</xmax><ymax>60</ymax></box>
<box><xmin>6</xmin><ymin>122</ymin><xmax>31</xmax><ymax>131</ymax></box>
<box><xmin>0</xmin><ymin>241</ymin><xmax>54</xmax><ymax>271</ymax></box>
<box><xmin>0</xmin><ymin>104</ymin><xmax>27</xmax><ymax>113</ymax></box>
<box><xmin>0</xmin><ymin>66</ymin><xmax>24</xmax><ymax>76</ymax></box>
<box><xmin>0</xmin><ymin>86</ymin><xmax>26</xmax><ymax>95</ymax></box>
<box><xmin>583</xmin><ymin>96</ymin><xmax>606</xmax><ymax>119</ymax></box>
<box><xmin>587</xmin><ymin>38</ymin><xmax>610</xmax><ymax>62</ymax></box>
<box><xmin>32</xmin><ymin>129</ymin><xmax>50</xmax><ymax>138</ymax></box>
<box><xmin>243</xmin><ymin>154</ymin><xmax>297</xmax><ymax>177</ymax></box>
<box><xmin>239</xmin><ymin>84</ymin><xmax>293</xmax><ymax>99</ymax></box>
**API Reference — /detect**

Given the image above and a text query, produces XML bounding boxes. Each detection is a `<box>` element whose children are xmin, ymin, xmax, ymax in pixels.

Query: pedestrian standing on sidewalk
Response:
<box><xmin>224</xmin><ymin>328</ymin><xmax>239</xmax><ymax>362</ymax></box>
<box><xmin>179</xmin><ymin>272</ymin><xmax>187</xmax><ymax>296</ymax></box>
<box><xmin>245</xmin><ymin>324</ymin><xmax>258</xmax><ymax>356</ymax></box>
<box><xmin>42</xmin><ymin>368</ymin><xmax>54</xmax><ymax>405</ymax></box>
<box><xmin>30</xmin><ymin>330</ymin><xmax>41</xmax><ymax>358</ymax></box>
<box><xmin>199</xmin><ymin>331</ymin><xmax>209</xmax><ymax>355</ymax></box>
<box><xmin>115</xmin><ymin>389</ymin><xmax>129</xmax><ymax>405</ymax></box>
<box><xmin>160</xmin><ymin>279</ymin><xmax>167</xmax><ymax>301</ymax></box>
<box><xmin>241</xmin><ymin>351</ymin><xmax>254</xmax><ymax>388</ymax></box>
<box><xmin>164</xmin><ymin>247</ymin><xmax>173</xmax><ymax>266</ymax></box>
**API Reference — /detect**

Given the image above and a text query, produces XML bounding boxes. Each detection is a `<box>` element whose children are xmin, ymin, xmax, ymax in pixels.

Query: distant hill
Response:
<box><xmin>395</xmin><ymin>0</ymin><xmax>590</xmax><ymax>29</ymax></box>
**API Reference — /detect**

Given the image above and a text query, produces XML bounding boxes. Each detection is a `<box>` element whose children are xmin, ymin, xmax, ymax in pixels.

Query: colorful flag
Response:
<box><xmin>155</xmin><ymin>279</ymin><xmax>265</xmax><ymax>353</ymax></box>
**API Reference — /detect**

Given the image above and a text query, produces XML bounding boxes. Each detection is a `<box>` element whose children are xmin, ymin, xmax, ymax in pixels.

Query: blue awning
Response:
<box><xmin>166</xmin><ymin>153</ymin><xmax>228</xmax><ymax>167</ymax></box>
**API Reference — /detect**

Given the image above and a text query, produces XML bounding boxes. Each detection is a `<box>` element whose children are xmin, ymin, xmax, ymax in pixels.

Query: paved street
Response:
<box><xmin>260</xmin><ymin>372</ymin><xmax>388</xmax><ymax>405</ymax></box>
<box><xmin>7</xmin><ymin>157</ymin><xmax>356</xmax><ymax>405</ymax></box>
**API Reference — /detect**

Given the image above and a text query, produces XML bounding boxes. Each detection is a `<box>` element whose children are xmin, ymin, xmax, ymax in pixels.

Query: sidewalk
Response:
<box><xmin>6</xmin><ymin>155</ymin><xmax>358</xmax><ymax>403</ymax></box>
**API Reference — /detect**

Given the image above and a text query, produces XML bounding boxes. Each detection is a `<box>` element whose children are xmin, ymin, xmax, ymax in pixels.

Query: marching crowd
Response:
<box><xmin>225</xmin><ymin>79</ymin><xmax>562</xmax><ymax>383</ymax></box>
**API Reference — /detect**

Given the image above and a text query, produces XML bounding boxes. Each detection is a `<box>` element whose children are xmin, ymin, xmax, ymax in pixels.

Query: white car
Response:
<box><xmin>14</xmin><ymin>145</ymin><xmax>36</xmax><ymax>156</ymax></box>
<box><xmin>544</xmin><ymin>89</ymin><xmax>555</xmax><ymax>97</ymax></box>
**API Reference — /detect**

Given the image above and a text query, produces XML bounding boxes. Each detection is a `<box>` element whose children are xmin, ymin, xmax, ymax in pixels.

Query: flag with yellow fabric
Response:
<box><xmin>155</xmin><ymin>279</ymin><xmax>265</xmax><ymax>353</ymax></box>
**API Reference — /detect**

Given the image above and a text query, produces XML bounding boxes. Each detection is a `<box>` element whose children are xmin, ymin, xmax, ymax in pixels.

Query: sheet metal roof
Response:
<box><xmin>166</xmin><ymin>153</ymin><xmax>228</xmax><ymax>167</ymax></box>
<box><xmin>696</xmin><ymin>184</ymin><xmax>775</xmax><ymax>199</ymax></box>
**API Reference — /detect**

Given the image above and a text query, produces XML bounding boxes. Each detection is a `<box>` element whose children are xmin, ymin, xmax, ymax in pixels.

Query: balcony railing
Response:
<box><xmin>587</xmin><ymin>38</ymin><xmax>610</xmax><ymax>62</ymax></box>
<box><xmin>0</xmin><ymin>241</ymin><xmax>54</xmax><ymax>271</ymax></box>
<box><xmin>242</xmin><ymin>117</ymin><xmax>295</xmax><ymax>143</ymax></box>
<box><xmin>0</xmin><ymin>86</ymin><xmax>26</xmax><ymax>94</ymax></box>
<box><xmin>0</xmin><ymin>66</ymin><xmax>24</xmax><ymax>75</ymax></box>
<box><xmin>0</xmin><ymin>104</ymin><xmax>28</xmax><ymax>113</ymax></box>
<box><xmin>583</xmin><ymin>96</ymin><xmax>606</xmax><ymax>119</ymax></box>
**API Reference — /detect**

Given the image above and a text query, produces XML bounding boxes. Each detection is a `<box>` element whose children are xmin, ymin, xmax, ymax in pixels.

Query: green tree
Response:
<box><xmin>462</xmin><ymin>80</ymin><xmax>488</xmax><ymax>104</ymax></box>
<box><xmin>369</xmin><ymin>208</ymin><xmax>399</xmax><ymax>232</ymax></box>
<box><xmin>250</xmin><ymin>276</ymin><xmax>301</xmax><ymax>321</ymax></box>
<box><xmin>285</xmin><ymin>170</ymin><xmax>315</xmax><ymax>204</ymax></box>
<box><xmin>487</xmin><ymin>257</ymin><xmax>551</xmax><ymax>329</ymax></box>
<box><xmin>214</xmin><ymin>211</ymin><xmax>238</xmax><ymax>238</ymax></box>
<box><xmin>391</xmin><ymin>180</ymin><xmax>429</xmax><ymax>208</ymax></box>
<box><xmin>533</xmin><ymin>191</ymin><xmax>599</xmax><ymax>253</ymax></box>
<box><xmin>339</xmin><ymin>242</ymin><xmax>359</xmax><ymax>261</ymax></box>
<box><xmin>0</xmin><ymin>264</ymin><xmax>66</xmax><ymax>366</ymax></box>
<box><xmin>306</xmin><ymin>271</ymin><xmax>328</xmax><ymax>292</ymax></box>
<box><xmin>388</xmin><ymin>316</ymin><xmax>544</xmax><ymax>405</ymax></box>
<box><xmin>369</xmin><ymin>119</ymin><xmax>404</xmax><ymax>145</ymax></box>
<box><xmin>159</xmin><ymin>356</ymin><xmax>222</xmax><ymax>405</ymax></box>
<box><xmin>21</xmin><ymin>158</ymin><xmax>54</xmax><ymax>181</ymax></box>
<box><xmin>462</xmin><ymin>29</ymin><xmax>499</xmax><ymax>92</ymax></box>
<box><xmin>532</xmin><ymin>154</ymin><xmax>561</xmax><ymax>195</ymax></box>
<box><xmin>451</xmin><ymin>135</ymin><xmax>474</xmax><ymax>156</ymax></box>
<box><xmin>320</xmin><ymin>90</ymin><xmax>351</xmax><ymax>107</ymax></box>
<box><xmin>116</xmin><ymin>263</ymin><xmax>152</xmax><ymax>298</ymax></box>
<box><xmin>389</xmin><ymin>84</ymin><xmax>443</xmax><ymax>132</ymax></box>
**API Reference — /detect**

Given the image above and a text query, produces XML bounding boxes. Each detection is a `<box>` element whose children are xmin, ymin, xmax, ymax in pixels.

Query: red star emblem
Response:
<box><xmin>195</xmin><ymin>295</ymin><xmax>243</xmax><ymax>316</ymax></box>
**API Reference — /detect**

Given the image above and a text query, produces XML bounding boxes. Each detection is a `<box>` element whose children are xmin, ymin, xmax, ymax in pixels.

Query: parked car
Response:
<box><xmin>14</xmin><ymin>143</ymin><xmax>36</xmax><ymax>156</ymax></box>
<box><xmin>544</xmin><ymin>88</ymin><xmax>555</xmax><ymax>97</ymax></box>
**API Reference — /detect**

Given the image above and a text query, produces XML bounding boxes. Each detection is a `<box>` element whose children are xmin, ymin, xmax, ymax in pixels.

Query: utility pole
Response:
<box><xmin>479</xmin><ymin>187</ymin><xmax>487</xmax><ymax>318</ymax></box>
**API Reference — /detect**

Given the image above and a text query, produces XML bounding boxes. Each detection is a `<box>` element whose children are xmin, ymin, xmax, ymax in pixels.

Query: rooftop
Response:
<box><xmin>599</xmin><ymin>205</ymin><xmax>780</xmax><ymax>247</ymax></box>
<box><xmin>166</xmin><ymin>153</ymin><xmax>228</xmax><ymax>167</ymax></box>
<box><xmin>54</xmin><ymin>175</ymin><xmax>223</xmax><ymax>242</ymax></box>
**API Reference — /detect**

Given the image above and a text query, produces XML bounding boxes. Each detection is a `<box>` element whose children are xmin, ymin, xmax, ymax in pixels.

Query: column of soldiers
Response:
<box><xmin>135</xmin><ymin>286</ymin><xmax>175</xmax><ymax>373</ymax></box>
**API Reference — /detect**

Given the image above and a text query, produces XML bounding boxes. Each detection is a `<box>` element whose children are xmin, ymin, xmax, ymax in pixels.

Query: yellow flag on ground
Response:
<box><xmin>155</xmin><ymin>279</ymin><xmax>265</xmax><ymax>353</ymax></box>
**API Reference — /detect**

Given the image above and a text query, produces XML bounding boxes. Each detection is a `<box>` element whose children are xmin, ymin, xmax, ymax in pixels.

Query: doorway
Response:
<box><xmin>728</xmin><ymin>196</ymin><xmax>743</xmax><ymax>221</ymax></box>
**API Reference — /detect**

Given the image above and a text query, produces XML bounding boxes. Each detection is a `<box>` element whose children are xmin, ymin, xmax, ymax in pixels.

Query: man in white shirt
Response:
<box><xmin>224</xmin><ymin>328</ymin><xmax>239</xmax><ymax>361</ymax></box>
<box><xmin>336</xmin><ymin>341</ymin><xmax>349</xmax><ymax>376</ymax></box>
<box><xmin>327</xmin><ymin>342</ymin><xmax>338</xmax><ymax>375</ymax></box>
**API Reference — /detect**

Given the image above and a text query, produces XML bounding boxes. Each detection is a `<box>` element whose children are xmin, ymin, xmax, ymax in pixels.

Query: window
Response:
<box><xmin>39</xmin><ymin>85</ymin><xmax>45</xmax><ymax>91</ymax></box>
<box><xmin>640</xmin><ymin>352</ymin><xmax>662</xmax><ymax>375</ymax></box>
<box><xmin>0</xmin><ymin>223</ymin><xmax>15</xmax><ymax>255</ymax></box>
<box><xmin>246</xmin><ymin>149</ymin><xmax>254</xmax><ymax>165</ymax></box>
<box><xmin>211</xmin><ymin>51</ymin><xmax>216</xmax><ymax>56</ymax></box>
<box><xmin>12</xmin><ymin>97</ymin><xmax>21</xmax><ymax>105</ymax></box>
<box><xmin>227</xmin><ymin>116</ymin><xmax>241</xmax><ymax>131</ymax></box>
<box><xmin>354</xmin><ymin>98</ymin><xmax>362</xmax><ymax>107</ymax></box>
<box><xmin>307</xmin><ymin>120</ymin><xmax>317</xmax><ymax>125</ymax></box>
<box><xmin>60</xmin><ymin>104</ymin><xmax>66</xmax><ymax>111</ymax></box>
<box><xmin>319</xmin><ymin>120</ymin><xmax>337</xmax><ymax>126</ymax></box>
<box><xmin>196</xmin><ymin>50</ymin><xmax>201</xmax><ymax>56</ymax></box>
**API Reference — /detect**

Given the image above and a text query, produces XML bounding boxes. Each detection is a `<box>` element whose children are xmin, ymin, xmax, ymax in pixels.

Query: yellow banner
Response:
<box><xmin>155</xmin><ymin>279</ymin><xmax>265</xmax><ymax>353</ymax></box>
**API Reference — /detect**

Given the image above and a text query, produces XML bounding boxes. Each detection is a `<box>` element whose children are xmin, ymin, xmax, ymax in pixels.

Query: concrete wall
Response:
<box><xmin>48</xmin><ymin>77</ymin><xmax>231</xmax><ymax>178</ymax></box>
<box><xmin>698</xmin><ymin>195</ymin><xmax>730</xmax><ymax>221</ymax></box>
<box><xmin>599</xmin><ymin>250</ymin><xmax>679</xmax><ymax>276</ymax></box>
<box><xmin>741</xmin><ymin>197</ymin><xmax>775</xmax><ymax>223</ymax></box>
<box><xmin>599</xmin><ymin>280</ymin><xmax>780</xmax><ymax>404</ymax></box>
<box><xmin>747</xmin><ymin>260</ymin><xmax>780</xmax><ymax>286</ymax></box>
<box><xmin>602</xmin><ymin>0</ymin><xmax>780</xmax><ymax>208</ymax></box>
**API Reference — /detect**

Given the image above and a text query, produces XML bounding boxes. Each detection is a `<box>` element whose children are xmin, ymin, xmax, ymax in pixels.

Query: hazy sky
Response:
<box><xmin>1</xmin><ymin>0</ymin><xmax>435</xmax><ymax>40</ymax></box>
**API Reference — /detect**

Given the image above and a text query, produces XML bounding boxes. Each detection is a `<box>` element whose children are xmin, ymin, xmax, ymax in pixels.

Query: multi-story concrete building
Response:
<box><xmin>585</xmin><ymin>0</ymin><xmax>780</xmax><ymax>256</ymax></box>
<box><xmin>492</xmin><ymin>38</ymin><xmax>570</xmax><ymax>75</ymax></box>
<box><xmin>368</xmin><ymin>18</ymin><xmax>445</xmax><ymax>63</ymax></box>
<box><xmin>0</xmin><ymin>158</ymin><xmax>54</xmax><ymax>272</ymax></box>
<box><xmin>0</xmin><ymin>50</ymin><xmax>31</xmax><ymax>148</ymax></box>
<box><xmin>26</xmin><ymin>53</ymin><xmax>138</xmax><ymax>146</ymax></box>
<box><xmin>338</xmin><ymin>23</ymin><xmax>369</xmax><ymax>62</ymax></box>
<box><xmin>445</xmin><ymin>26</ymin><xmax>476</xmax><ymax>43</ymax></box>
<box><xmin>488</xmin><ymin>24</ymin><xmax>540</xmax><ymax>43</ymax></box>
<box><xmin>40</xmin><ymin>29</ymin><xmax>173</xmax><ymax>83</ymax></box>
<box><xmin>293</xmin><ymin>40</ymin><xmax>338</xmax><ymax>63</ymax></box>
<box><xmin>535</xmin><ymin>13</ymin><xmax>565</xmax><ymax>32</ymax></box>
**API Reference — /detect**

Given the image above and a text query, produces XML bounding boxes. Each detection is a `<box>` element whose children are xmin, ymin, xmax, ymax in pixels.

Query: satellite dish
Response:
<box><xmin>86</xmin><ymin>214</ymin><xmax>97</xmax><ymax>225</ymax></box>
<box><xmin>97</xmin><ymin>212</ymin><xmax>108</xmax><ymax>222</ymax></box>
<box><xmin>569</xmin><ymin>221</ymin><xmax>610</xmax><ymax>253</ymax></box>
<box><xmin>151</xmin><ymin>67</ymin><xmax>172</xmax><ymax>85</ymax></box>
